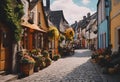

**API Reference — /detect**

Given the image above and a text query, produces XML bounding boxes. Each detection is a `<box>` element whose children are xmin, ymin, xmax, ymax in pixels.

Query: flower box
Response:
<box><xmin>20</xmin><ymin>54</ymin><xmax>35</xmax><ymax>76</ymax></box>
<box><xmin>20</xmin><ymin>63</ymin><xmax>34</xmax><ymax>76</ymax></box>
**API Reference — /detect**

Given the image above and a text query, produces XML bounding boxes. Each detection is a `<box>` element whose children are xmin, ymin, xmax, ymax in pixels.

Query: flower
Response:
<box><xmin>20</xmin><ymin>54</ymin><xmax>35</xmax><ymax>64</ymax></box>
<box><xmin>48</xmin><ymin>26</ymin><xmax>59</xmax><ymax>40</ymax></box>
<box><xmin>65</xmin><ymin>28</ymin><xmax>75</xmax><ymax>40</ymax></box>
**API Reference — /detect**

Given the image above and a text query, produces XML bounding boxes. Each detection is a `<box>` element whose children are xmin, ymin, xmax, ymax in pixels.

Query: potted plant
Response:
<box><xmin>53</xmin><ymin>54</ymin><xmax>61</xmax><ymax>61</ymax></box>
<box><xmin>45</xmin><ymin>58</ymin><xmax>52</xmax><ymax>67</ymax></box>
<box><xmin>42</xmin><ymin>50</ymin><xmax>50</xmax><ymax>58</ymax></box>
<box><xmin>36</xmin><ymin>55</ymin><xmax>46</xmax><ymax>70</ymax></box>
<box><xmin>42</xmin><ymin>50</ymin><xmax>52</xmax><ymax>67</ymax></box>
<box><xmin>30</xmin><ymin>49</ymin><xmax>42</xmax><ymax>72</ymax></box>
<box><xmin>20</xmin><ymin>54</ymin><xmax>35</xmax><ymax>76</ymax></box>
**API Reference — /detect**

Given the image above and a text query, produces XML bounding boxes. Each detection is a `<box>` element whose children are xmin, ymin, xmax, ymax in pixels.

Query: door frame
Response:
<box><xmin>115</xmin><ymin>27</ymin><xmax>120</xmax><ymax>51</ymax></box>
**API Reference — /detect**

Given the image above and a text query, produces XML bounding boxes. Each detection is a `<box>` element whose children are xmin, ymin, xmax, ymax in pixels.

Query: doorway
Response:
<box><xmin>0</xmin><ymin>25</ymin><xmax>12</xmax><ymax>73</ymax></box>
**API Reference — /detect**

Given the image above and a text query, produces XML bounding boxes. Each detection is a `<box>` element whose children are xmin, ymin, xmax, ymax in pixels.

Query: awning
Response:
<box><xmin>21</xmin><ymin>22</ymin><xmax>46</xmax><ymax>32</ymax></box>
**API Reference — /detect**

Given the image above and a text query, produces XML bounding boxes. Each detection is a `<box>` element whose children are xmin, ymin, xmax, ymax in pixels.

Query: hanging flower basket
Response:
<box><xmin>48</xmin><ymin>26</ymin><xmax>59</xmax><ymax>40</ymax></box>
<box><xmin>65</xmin><ymin>28</ymin><xmax>75</xmax><ymax>41</ymax></box>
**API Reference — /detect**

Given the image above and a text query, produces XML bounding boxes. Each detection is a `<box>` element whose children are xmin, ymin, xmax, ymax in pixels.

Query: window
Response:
<box><xmin>43</xmin><ymin>0</ymin><xmax>46</xmax><ymax>6</ymax></box>
<box><xmin>98</xmin><ymin>0</ymin><xmax>106</xmax><ymax>24</ymax></box>
<box><xmin>105</xmin><ymin>0</ymin><xmax>109</xmax><ymax>7</ymax></box>
<box><xmin>38</xmin><ymin>12</ymin><xmax>41</xmax><ymax>26</ymax></box>
<box><xmin>22</xmin><ymin>28</ymin><xmax>28</xmax><ymax>49</ymax></box>
<box><xmin>114</xmin><ymin>0</ymin><xmax>120</xmax><ymax>5</ymax></box>
<box><xmin>41</xmin><ymin>34</ymin><xmax>44</xmax><ymax>49</ymax></box>
<box><xmin>28</xmin><ymin>12</ymin><xmax>34</xmax><ymax>24</ymax></box>
<box><xmin>103</xmin><ymin>33</ymin><xmax>106</xmax><ymax>48</ymax></box>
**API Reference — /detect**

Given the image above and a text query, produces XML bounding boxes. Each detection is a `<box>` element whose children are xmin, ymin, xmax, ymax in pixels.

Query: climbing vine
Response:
<box><xmin>0</xmin><ymin>0</ymin><xmax>24</xmax><ymax>42</ymax></box>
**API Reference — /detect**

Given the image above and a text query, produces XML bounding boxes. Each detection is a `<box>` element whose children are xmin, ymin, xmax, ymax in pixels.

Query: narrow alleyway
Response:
<box><xmin>12</xmin><ymin>49</ymin><xmax>103</xmax><ymax>82</ymax></box>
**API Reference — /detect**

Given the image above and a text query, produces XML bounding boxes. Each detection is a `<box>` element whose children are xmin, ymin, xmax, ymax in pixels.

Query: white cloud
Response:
<box><xmin>82</xmin><ymin>0</ymin><xmax>90</xmax><ymax>5</ymax></box>
<box><xmin>50</xmin><ymin>0</ymin><xmax>95</xmax><ymax>24</ymax></box>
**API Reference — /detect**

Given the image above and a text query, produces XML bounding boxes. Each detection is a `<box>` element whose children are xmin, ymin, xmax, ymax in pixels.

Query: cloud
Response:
<box><xmin>50</xmin><ymin>0</ymin><xmax>95</xmax><ymax>24</ymax></box>
<box><xmin>82</xmin><ymin>0</ymin><xmax>90</xmax><ymax>5</ymax></box>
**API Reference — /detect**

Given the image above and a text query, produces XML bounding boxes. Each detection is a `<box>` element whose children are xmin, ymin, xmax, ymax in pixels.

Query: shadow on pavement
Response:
<box><xmin>60</xmin><ymin>59</ymin><xmax>103</xmax><ymax>82</ymax></box>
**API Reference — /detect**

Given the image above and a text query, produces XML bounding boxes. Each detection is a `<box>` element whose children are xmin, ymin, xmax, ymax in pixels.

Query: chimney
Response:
<box><xmin>46</xmin><ymin>0</ymin><xmax>50</xmax><ymax>10</ymax></box>
<box><xmin>87</xmin><ymin>13</ymin><xmax>90</xmax><ymax>18</ymax></box>
<box><xmin>83</xmin><ymin>16</ymin><xmax>86</xmax><ymax>20</ymax></box>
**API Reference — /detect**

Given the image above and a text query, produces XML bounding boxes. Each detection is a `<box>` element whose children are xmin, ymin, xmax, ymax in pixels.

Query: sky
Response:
<box><xmin>47</xmin><ymin>0</ymin><xmax>98</xmax><ymax>24</ymax></box>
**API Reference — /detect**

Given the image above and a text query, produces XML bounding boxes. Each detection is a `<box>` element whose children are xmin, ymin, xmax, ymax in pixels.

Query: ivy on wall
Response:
<box><xmin>0</xmin><ymin>0</ymin><xmax>24</xmax><ymax>42</ymax></box>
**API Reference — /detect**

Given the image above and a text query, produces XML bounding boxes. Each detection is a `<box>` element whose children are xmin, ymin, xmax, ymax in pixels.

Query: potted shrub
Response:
<box><xmin>42</xmin><ymin>50</ymin><xmax>50</xmax><ymax>58</ymax></box>
<box><xmin>36</xmin><ymin>55</ymin><xmax>46</xmax><ymax>70</ymax></box>
<box><xmin>42</xmin><ymin>50</ymin><xmax>52</xmax><ymax>67</ymax></box>
<box><xmin>45</xmin><ymin>58</ymin><xmax>52</xmax><ymax>67</ymax></box>
<box><xmin>30</xmin><ymin>49</ymin><xmax>42</xmax><ymax>72</ymax></box>
<box><xmin>53</xmin><ymin>54</ymin><xmax>61</xmax><ymax>61</ymax></box>
<box><xmin>20</xmin><ymin>54</ymin><xmax>35</xmax><ymax>76</ymax></box>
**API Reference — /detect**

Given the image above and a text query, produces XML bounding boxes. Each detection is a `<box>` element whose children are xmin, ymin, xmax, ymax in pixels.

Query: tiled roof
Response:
<box><xmin>77</xmin><ymin>12</ymin><xmax>97</xmax><ymax>30</ymax></box>
<box><xmin>29</xmin><ymin>0</ymin><xmax>38</xmax><ymax>10</ymax></box>
<box><xmin>71</xmin><ymin>21</ymin><xmax>78</xmax><ymax>31</ymax></box>
<box><xmin>48</xmin><ymin>10</ymin><xmax>68</xmax><ymax>29</ymax></box>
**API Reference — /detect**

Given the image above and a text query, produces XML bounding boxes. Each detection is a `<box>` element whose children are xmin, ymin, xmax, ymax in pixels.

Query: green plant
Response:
<box><xmin>42</xmin><ymin>50</ymin><xmax>50</xmax><ymax>58</ymax></box>
<box><xmin>45</xmin><ymin>58</ymin><xmax>52</xmax><ymax>66</ymax></box>
<box><xmin>48</xmin><ymin>29</ymin><xmax>55</xmax><ymax>40</ymax></box>
<box><xmin>33</xmin><ymin>55</ymin><xmax>46</xmax><ymax>69</ymax></box>
<box><xmin>53</xmin><ymin>55</ymin><xmax>61</xmax><ymax>61</ymax></box>
<box><xmin>59</xmin><ymin>34</ymin><xmax>65</xmax><ymax>43</ymax></box>
<box><xmin>0</xmin><ymin>0</ymin><xmax>24</xmax><ymax>41</ymax></box>
<box><xmin>20</xmin><ymin>55</ymin><xmax>35</xmax><ymax>64</ymax></box>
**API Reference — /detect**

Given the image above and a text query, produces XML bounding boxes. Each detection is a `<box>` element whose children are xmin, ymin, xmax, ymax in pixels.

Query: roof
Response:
<box><xmin>71</xmin><ymin>21</ymin><xmax>78</xmax><ymax>31</ymax></box>
<box><xmin>48</xmin><ymin>10</ymin><xmax>68</xmax><ymax>29</ymax></box>
<box><xmin>78</xmin><ymin>12</ymin><xmax>97</xmax><ymax>30</ymax></box>
<box><xmin>21</xmin><ymin>22</ymin><xmax>46</xmax><ymax>32</ymax></box>
<box><xmin>86</xmin><ymin>19</ymin><xmax>96</xmax><ymax>31</ymax></box>
<box><xmin>29</xmin><ymin>0</ymin><xmax>38</xmax><ymax>10</ymax></box>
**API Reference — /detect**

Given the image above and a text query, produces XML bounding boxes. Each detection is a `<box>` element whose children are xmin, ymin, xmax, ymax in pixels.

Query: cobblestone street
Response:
<box><xmin>12</xmin><ymin>49</ymin><xmax>103</xmax><ymax>82</ymax></box>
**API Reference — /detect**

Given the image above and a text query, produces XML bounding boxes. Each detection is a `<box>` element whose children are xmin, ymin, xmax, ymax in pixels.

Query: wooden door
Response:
<box><xmin>0</xmin><ymin>27</ymin><xmax>12</xmax><ymax>72</ymax></box>
<box><xmin>0</xmin><ymin>31</ymin><xmax>5</xmax><ymax>71</ymax></box>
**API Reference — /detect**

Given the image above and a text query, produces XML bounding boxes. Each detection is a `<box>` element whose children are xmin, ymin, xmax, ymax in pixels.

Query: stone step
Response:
<box><xmin>0</xmin><ymin>74</ymin><xmax>18</xmax><ymax>82</ymax></box>
<box><xmin>0</xmin><ymin>71</ymin><xmax>6</xmax><ymax>75</ymax></box>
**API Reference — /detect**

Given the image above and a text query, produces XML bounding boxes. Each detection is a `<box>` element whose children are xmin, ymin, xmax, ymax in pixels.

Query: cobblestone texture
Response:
<box><xmin>11</xmin><ymin>49</ymin><xmax>103</xmax><ymax>82</ymax></box>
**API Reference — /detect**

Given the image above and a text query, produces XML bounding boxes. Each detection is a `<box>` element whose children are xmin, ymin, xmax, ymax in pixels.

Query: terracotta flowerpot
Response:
<box><xmin>20</xmin><ymin>63</ymin><xmax>34</xmax><ymax>76</ymax></box>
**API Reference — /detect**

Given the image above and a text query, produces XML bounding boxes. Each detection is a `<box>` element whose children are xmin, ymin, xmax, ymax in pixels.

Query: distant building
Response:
<box><xmin>75</xmin><ymin>12</ymin><xmax>97</xmax><ymax>49</ymax></box>
<box><xmin>71</xmin><ymin>21</ymin><xmax>78</xmax><ymax>40</ymax></box>
<box><xmin>86</xmin><ymin>13</ymin><xmax>97</xmax><ymax>49</ymax></box>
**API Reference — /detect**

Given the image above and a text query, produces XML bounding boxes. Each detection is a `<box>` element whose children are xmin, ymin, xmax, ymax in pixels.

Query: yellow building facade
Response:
<box><xmin>110</xmin><ymin>0</ymin><xmax>120</xmax><ymax>51</ymax></box>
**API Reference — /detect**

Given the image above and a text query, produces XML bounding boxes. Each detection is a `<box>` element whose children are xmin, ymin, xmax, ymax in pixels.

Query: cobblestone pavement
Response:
<box><xmin>12</xmin><ymin>49</ymin><xmax>103</xmax><ymax>82</ymax></box>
